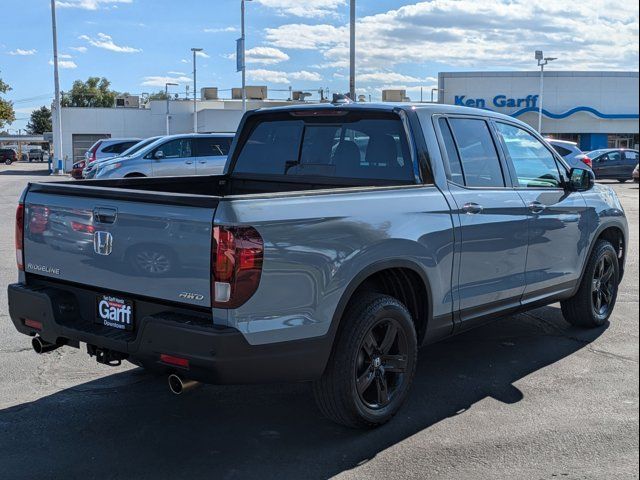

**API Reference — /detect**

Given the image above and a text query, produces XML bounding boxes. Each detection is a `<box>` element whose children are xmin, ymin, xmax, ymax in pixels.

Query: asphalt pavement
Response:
<box><xmin>0</xmin><ymin>162</ymin><xmax>637</xmax><ymax>479</ymax></box>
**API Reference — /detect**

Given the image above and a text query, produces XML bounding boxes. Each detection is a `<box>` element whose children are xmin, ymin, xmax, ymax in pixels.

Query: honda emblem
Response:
<box><xmin>94</xmin><ymin>231</ymin><xmax>113</xmax><ymax>256</ymax></box>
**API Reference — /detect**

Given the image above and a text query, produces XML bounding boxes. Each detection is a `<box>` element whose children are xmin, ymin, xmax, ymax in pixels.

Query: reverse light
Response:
<box><xmin>211</xmin><ymin>225</ymin><xmax>264</xmax><ymax>308</ymax></box>
<box><xmin>15</xmin><ymin>203</ymin><xmax>24</xmax><ymax>271</ymax></box>
<box><xmin>160</xmin><ymin>354</ymin><xmax>190</xmax><ymax>369</ymax></box>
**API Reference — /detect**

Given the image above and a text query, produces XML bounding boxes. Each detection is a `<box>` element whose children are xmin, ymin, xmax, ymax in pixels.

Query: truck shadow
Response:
<box><xmin>0</xmin><ymin>306</ymin><xmax>605</xmax><ymax>480</ymax></box>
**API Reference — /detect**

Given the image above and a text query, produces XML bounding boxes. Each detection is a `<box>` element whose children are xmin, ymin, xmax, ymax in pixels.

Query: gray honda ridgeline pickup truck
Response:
<box><xmin>9</xmin><ymin>103</ymin><xmax>628</xmax><ymax>428</ymax></box>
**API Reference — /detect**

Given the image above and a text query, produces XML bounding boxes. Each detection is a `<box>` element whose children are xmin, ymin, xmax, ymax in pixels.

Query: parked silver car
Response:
<box><xmin>82</xmin><ymin>136</ymin><xmax>163</xmax><ymax>179</ymax></box>
<box><xmin>94</xmin><ymin>133</ymin><xmax>234</xmax><ymax>179</ymax></box>
<box><xmin>546</xmin><ymin>139</ymin><xmax>592</xmax><ymax>169</ymax></box>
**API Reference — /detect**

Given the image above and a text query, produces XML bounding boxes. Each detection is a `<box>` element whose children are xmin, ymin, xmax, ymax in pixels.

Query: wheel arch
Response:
<box><xmin>578</xmin><ymin>222</ymin><xmax>627</xmax><ymax>290</ymax></box>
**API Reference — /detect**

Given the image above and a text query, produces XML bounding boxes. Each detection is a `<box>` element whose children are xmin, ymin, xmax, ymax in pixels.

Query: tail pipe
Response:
<box><xmin>32</xmin><ymin>336</ymin><xmax>62</xmax><ymax>354</ymax></box>
<box><xmin>168</xmin><ymin>374</ymin><xmax>200</xmax><ymax>395</ymax></box>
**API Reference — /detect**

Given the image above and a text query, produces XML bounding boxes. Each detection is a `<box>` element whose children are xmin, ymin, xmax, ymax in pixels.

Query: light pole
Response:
<box><xmin>191</xmin><ymin>48</ymin><xmax>203</xmax><ymax>133</ymax></box>
<box><xmin>165</xmin><ymin>82</ymin><xmax>178</xmax><ymax>135</ymax></box>
<box><xmin>349</xmin><ymin>0</ymin><xmax>356</xmax><ymax>100</ymax></box>
<box><xmin>50</xmin><ymin>0</ymin><xmax>63</xmax><ymax>174</ymax></box>
<box><xmin>535</xmin><ymin>50</ymin><xmax>557</xmax><ymax>133</ymax></box>
<box><xmin>241</xmin><ymin>0</ymin><xmax>252</xmax><ymax>113</ymax></box>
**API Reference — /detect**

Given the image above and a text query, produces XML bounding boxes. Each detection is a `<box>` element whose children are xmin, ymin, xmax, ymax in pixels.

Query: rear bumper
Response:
<box><xmin>7</xmin><ymin>281</ymin><xmax>331</xmax><ymax>384</ymax></box>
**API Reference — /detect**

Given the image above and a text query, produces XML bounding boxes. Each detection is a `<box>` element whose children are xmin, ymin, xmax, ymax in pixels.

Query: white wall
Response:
<box><xmin>438</xmin><ymin>71</ymin><xmax>639</xmax><ymax>135</ymax></box>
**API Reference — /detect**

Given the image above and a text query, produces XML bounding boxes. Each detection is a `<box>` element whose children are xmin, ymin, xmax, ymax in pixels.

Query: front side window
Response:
<box><xmin>496</xmin><ymin>122</ymin><xmax>562</xmax><ymax>188</ymax></box>
<box><xmin>448</xmin><ymin>118</ymin><xmax>505</xmax><ymax>187</ymax></box>
<box><xmin>233</xmin><ymin>114</ymin><xmax>414</xmax><ymax>182</ymax></box>
<box><xmin>156</xmin><ymin>139</ymin><xmax>192</xmax><ymax>159</ymax></box>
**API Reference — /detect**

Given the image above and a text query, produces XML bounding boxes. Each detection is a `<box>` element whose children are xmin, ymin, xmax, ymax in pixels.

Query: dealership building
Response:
<box><xmin>438</xmin><ymin>71</ymin><xmax>639</xmax><ymax>151</ymax></box>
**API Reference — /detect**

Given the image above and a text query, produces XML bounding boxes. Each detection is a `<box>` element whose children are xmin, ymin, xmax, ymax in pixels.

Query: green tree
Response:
<box><xmin>0</xmin><ymin>74</ymin><xmax>16</xmax><ymax>129</ymax></box>
<box><xmin>148</xmin><ymin>90</ymin><xmax>169</xmax><ymax>101</ymax></box>
<box><xmin>61</xmin><ymin>77</ymin><xmax>118</xmax><ymax>107</ymax></box>
<box><xmin>26</xmin><ymin>106</ymin><xmax>52</xmax><ymax>134</ymax></box>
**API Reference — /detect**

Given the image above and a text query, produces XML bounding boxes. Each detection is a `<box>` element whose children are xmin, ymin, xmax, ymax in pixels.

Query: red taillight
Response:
<box><xmin>211</xmin><ymin>225</ymin><xmax>264</xmax><ymax>308</ymax></box>
<box><xmin>15</xmin><ymin>203</ymin><xmax>24</xmax><ymax>271</ymax></box>
<box><xmin>160</xmin><ymin>354</ymin><xmax>190</xmax><ymax>369</ymax></box>
<box><xmin>23</xmin><ymin>319</ymin><xmax>42</xmax><ymax>330</ymax></box>
<box><xmin>70</xmin><ymin>221</ymin><xmax>95</xmax><ymax>234</ymax></box>
<box><xmin>581</xmin><ymin>156</ymin><xmax>592</xmax><ymax>168</ymax></box>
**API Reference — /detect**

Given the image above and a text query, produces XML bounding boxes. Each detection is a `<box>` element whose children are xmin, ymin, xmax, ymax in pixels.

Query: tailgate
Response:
<box><xmin>23</xmin><ymin>190</ymin><xmax>214</xmax><ymax>307</ymax></box>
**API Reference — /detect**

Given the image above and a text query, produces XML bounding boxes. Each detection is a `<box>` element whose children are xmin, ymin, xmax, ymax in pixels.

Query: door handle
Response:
<box><xmin>185</xmin><ymin>160</ymin><xmax>193</xmax><ymax>165</ymax></box>
<box><xmin>199</xmin><ymin>161</ymin><xmax>207</xmax><ymax>164</ymax></box>
<box><xmin>528</xmin><ymin>201</ymin><xmax>546</xmax><ymax>214</ymax></box>
<box><xmin>462</xmin><ymin>202</ymin><xmax>483</xmax><ymax>215</ymax></box>
<box><xmin>93</xmin><ymin>207</ymin><xmax>117</xmax><ymax>224</ymax></box>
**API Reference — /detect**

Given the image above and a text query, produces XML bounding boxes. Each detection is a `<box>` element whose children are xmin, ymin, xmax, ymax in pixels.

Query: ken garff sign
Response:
<box><xmin>455</xmin><ymin>94</ymin><xmax>540</xmax><ymax>109</ymax></box>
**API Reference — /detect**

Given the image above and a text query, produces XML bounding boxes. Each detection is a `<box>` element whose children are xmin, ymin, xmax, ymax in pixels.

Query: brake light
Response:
<box><xmin>289</xmin><ymin>110</ymin><xmax>349</xmax><ymax>117</ymax></box>
<box><xmin>581</xmin><ymin>156</ymin><xmax>592</xmax><ymax>168</ymax></box>
<box><xmin>211</xmin><ymin>225</ymin><xmax>264</xmax><ymax>308</ymax></box>
<box><xmin>15</xmin><ymin>203</ymin><xmax>24</xmax><ymax>271</ymax></box>
<box><xmin>23</xmin><ymin>319</ymin><xmax>42</xmax><ymax>330</ymax></box>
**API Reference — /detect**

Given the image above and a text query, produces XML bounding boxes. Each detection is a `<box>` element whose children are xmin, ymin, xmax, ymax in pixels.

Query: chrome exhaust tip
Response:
<box><xmin>168</xmin><ymin>373</ymin><xmax>200</xmax><ymax>395</ymax></box>
<box><xmin>32</xmin><ymin>336</ymin><xmax>61</xmax><ymax>354</ymax></box>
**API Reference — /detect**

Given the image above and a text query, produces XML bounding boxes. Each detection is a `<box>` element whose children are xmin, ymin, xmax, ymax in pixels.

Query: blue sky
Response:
<box><xmin>1</xmin><ymin>0</ymin><xmax>638</xmax><ymax>131</ymax></box>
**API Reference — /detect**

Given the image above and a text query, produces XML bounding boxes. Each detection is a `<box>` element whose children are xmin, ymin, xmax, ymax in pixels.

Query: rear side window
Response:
<box><xmin>233</xmin><ymin>113</ymin><xmax>415</xmax><ymax>182</ymax></box>
<box><xmin>438</xmin><ymin>118</ymin><xmax>464</xmax><ymax>185</ymax></box>
<box><xmin>196</xmin><ymin>137</ymin><xmax>233</xmax><ymax>157</ymax></box>
<box><xmin>103</xmin><ymin>142</ymin><xmax>137</xmax><ymax>154</ymax></box>
<box><xmin>447</xmin><ymin>118</ymin><xmax>505</xmax><ymax>187</ymax></box>
<box><xmin>551</xmin><ymin>145</ymin><xmax>573</xmax><ymax>157</ymax></box>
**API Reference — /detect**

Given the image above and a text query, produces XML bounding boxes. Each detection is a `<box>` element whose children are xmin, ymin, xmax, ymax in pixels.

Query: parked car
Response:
<box><xmin>71</xmin><ymin>137</ymin><xmax>141</xmax><ymax>179</ymax></box>
<box><xmin>587</xmin><ymin>148</ymin><xmax>640</xmax><ymax>182</ymax></box>
<box><xmin>93</xmin><ymin>133</ymin><xmax>234</xmax><ymax>179</ymax></box>
<box><xmin>546</xmin><ymin>139</ymin><xmax>592</xmax><ymax>168</ymax></box>
<box><xmin>0</xmin><ymin>148</ymin><xmax>17</xmax><ymax>165</ymax></box>
<box><xmin>633</xmin><ymin>163</ymin><xmax>639</xmax><ymax>183</ymax></box>
<box><xmin>28</xmin><ymin>148</ymin><xmax>46</xmax><ymax>162</ymax></box>
<box><xmin>82</xmin><ymin>136</ymin><xmax>164</xmax><ymax>179</ymax></box>
<box><xmin>9</xmin><ymin>103</ymin><xmax>628</xmax><ymax>429</ymax></box>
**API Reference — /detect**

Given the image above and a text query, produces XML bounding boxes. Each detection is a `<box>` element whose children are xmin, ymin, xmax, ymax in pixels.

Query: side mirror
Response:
<box><xmin>568</xmin><ymin>167</ymin><xmax>595</xmax><ymax>192</ymax></box>
<box><xmin>154</xmin><ymin>150</ymin><xmax>164</xmax><ymax>160</ymax></box>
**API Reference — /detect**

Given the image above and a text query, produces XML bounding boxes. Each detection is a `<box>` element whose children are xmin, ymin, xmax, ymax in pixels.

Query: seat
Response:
<box><xmin>366</xmin><ymin>134</ymin><xmax>398</xmax><ymax>167</ymax></box>
<box><xmin>333</xmin><ymin>141</ymin><xmax>362</xmax><ymax>176</ymax></box>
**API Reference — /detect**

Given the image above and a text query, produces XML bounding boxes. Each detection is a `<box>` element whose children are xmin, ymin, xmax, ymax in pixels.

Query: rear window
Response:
<box><xmin>232</xmin><ymin>113</ymin><xmax>416</xmax><ymax>182</ymax></box>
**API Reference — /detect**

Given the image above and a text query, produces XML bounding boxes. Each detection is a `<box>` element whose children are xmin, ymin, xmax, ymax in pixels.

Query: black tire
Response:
<box><xmin>617</xmin><ymin>179</ymin><xmax>627</xmax><ymax>183</ymax></box>
<box><xmin>4</xmin><ymin>159</ymin><xmax>11</xmax><ymax>165</ymax></box>
<box><xmin>124</xmin><ymin>173</ymin><xmax>146</xmax><ymax>178</ymax></box>
<box><xmin>561</xmin><ymin>240</ymin><xmax>619</xmax><ymax>328</ymax></box>
<box><xmin>313</xmin><ymin>293</ymin><xmax>418</xmax><ymax>428</ymax></box>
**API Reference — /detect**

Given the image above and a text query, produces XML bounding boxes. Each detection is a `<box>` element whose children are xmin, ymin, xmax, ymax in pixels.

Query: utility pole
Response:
<box><xmin>50</xmin><ymin>0</ymin><xmax>63</xmax><ymax>174</ymax></box>
<box><xmin>165</xmin><ymin>82</ymin><xmax>177</xmax><ymax>135</ymax></box>
<box><xmin>241</xmin><ymin>0</ymin><xmax>252</xmax><ymax>113</ymax></box>
<box><xmin>191</xmin><ymin>48</ymin><xmax>203</xmax><ymax>133</ymax></box>
<box><xmin>349</xmin><ymin>0</ymin><xmax>356</xmax><ymax>100</ymax></box>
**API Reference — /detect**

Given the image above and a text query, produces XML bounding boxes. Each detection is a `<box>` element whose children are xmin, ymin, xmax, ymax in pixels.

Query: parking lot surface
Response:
<box><xmin>0</xmin><ymin>162</ymin><xmax>637</xmax><ymax>480</ymax></box>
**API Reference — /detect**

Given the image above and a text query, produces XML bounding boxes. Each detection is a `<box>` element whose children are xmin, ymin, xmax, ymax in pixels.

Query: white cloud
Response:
<box><xmin>290</xmin><ymin>70</ymin><xmax>323</xmax><ymax>81</ymax></box>
<box><xmin>358</xmin><ymin>72</ymin><xmax>437</xmax><ymax>84</ymax></box>
<box><xmin>168</xmin><ymin>71</ymin><xmax>187</xmax><ymax>75</ymax></box>
<box><xmin>79</xmin><ymin>32</ymin><xmax>141</xmax><ymax>53</ymax></box>
<box><xmin>8</xmin><ymin>48</ymin><xmax>37</xmax><ymax>56</ymax></box>
<box><xmin>58</xmin><ymin>0</ymin><xmax>132</xmax><ymax>10</ymax></box>
<box><xmin>264</xmin><ymin>0</ymin><xmax>639</xmax><ymax>71</ymax></box>
<box><xmin>204</xmin><ymin>26</ymin><xmax>238</xmax><ymax>33</ymax></box>
<box><xmin>49</xmin><ymin>59</ymin><xmax>78</xmax><ymax>69</ymax></box>
<box><xmin>246</xmin><ymin>47</ymin><xmax>290</xmax><ymax>65</ymax></box>
<box><xmin>196</xmin><ymin>51</ymin><xmax>209</xmax><ymax>58</ymax></box>
<box><xmin>254</xmin><ymin>0</ymin><xmax>346</xmax><ymax>18</ymax></box>
<box><xmin>247</xmin><ymin>69</ymin><xmax>323</xmax><ymax>84</ymax></box>
<box><xmin>180</xmin><ymin>58</ymin><xmax>189</xmax><ymax>64</ymax></box>
<box><xmin>59</xmin><ymin>53</ymin><xmax>74</xmax><ymax>59</ymax></box>
<box><xmin>141</xmin><ymin>75</ymin><xmax>192</xmax><ymax>87</ymax></box>
<box><xmin>70</xmin><ymin>46</ymin><xmax>88</xmax><ymax>53</ymax></box>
